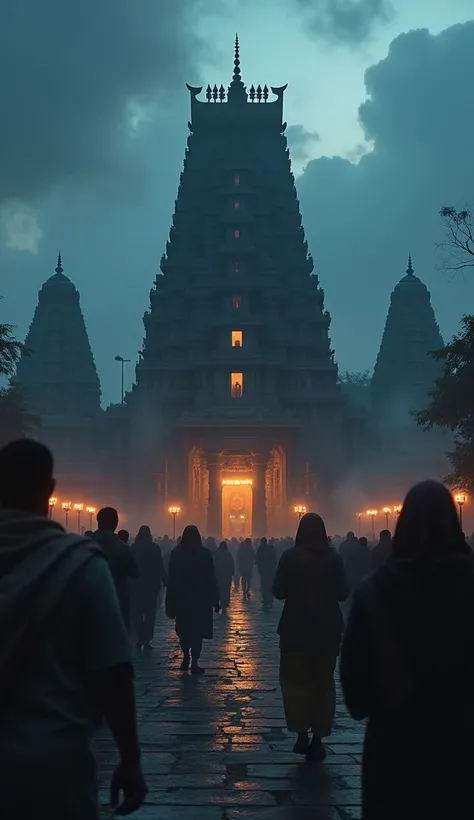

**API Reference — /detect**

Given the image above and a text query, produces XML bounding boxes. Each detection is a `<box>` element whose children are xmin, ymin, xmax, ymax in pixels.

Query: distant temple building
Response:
<box><xmin>372</xmin><ymin>255</ymin><xmax>444</xmax><ymax>420</ymax></box>
<box><xmin>16</xmin><ymin>42</ymin><xmax>448</xmax><ymax>534</ymax></box>
<box><xmin>15</xmin><ymin>254</ymin><xmax>102</xmax><ymax>495</ymax></box>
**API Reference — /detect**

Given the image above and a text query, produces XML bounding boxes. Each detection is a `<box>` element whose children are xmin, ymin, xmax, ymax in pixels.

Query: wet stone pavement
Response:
<box><xmin>96</xmin><ymin>588</ymin><xmax>363</xmax><ymax>819</ymax></box>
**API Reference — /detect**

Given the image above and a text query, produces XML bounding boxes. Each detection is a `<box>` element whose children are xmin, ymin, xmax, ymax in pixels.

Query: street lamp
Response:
<box><xmin>383</xmin><ymin>506</ymin><xmax>392</xmax><ymax>529</ymax></box>
<box><xmin>168</xmin><ymin>505</ymin><xmax>181</xmax><ymax>540</ymax></box>
<box><xmin>356</xmin><ymin>512</ymin><xmax>363</xmax><ymax>536</ymax></box>
<box><xmin>366</xmin><ymin>509</ymin><xmax>377</xmax><ymax>539</ymax></box>
<box><xmin>86</xmin><ymin>505</ymin><xmax>96</xmax><ymax>530</ymax></box>
<box><xmin>393</xmin><ymin>504</ymin><xmax>402</xmax><ymax>519</ymax></box>
<box><xmin>74</xmin><ymin>503</ymin><xmax>84</xmax><ymax>533</ymax></box>
<box><xmin>62</xmin><ymin>501</ymin><xmax>71</xmax><ymax>529</ymax></box>
<box><xmin>294</xmin><ymin>504</ymin><xmax>307</xmax><ymax>521</ymax></box>
<box><xmin>48</xmin><ymin>496</ymin><xmax>58</xmax><ymax>520</ymax></box>
<box><xmin>115</xmin><ymin>355</ymin><xmax>131</xmax><ymax>404</ymax></box>
<box><xmin>454</xmin><ymin>492</ymin><xmax>467</xmax><ymax>530</ymax></box>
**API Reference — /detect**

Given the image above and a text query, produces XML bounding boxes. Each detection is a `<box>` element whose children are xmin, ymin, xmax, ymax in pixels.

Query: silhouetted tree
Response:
<box><xmin>416</xmin><ymin>316</ymin><xmax>474</xmax><ymax>489</ymax></box>
<box><xmin>439</xmin><ymin>206</ymin><xmax>474</xmax><ymax>273</ymax></box>
<box><xmin>0</xmin><ymin>297</ymin><xmax>38</xmax><ymax>444</ymax></box>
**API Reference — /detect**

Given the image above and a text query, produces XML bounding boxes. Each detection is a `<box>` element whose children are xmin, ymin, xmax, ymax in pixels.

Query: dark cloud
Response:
<box><xmin>294</xmin><ymin>0</ymin><xmax>393</xmax><ymax>44</ymax></box>
<box><xmin>0</xmin><ymin>0</ymin><xmax>212</xmax><ymax>206</ymax></box>
<box><xmin>286</xmin><ymin>124</ymin><xmax>320</xmax><ymax>162</ymax></box>
<box><xmin>298</xmin><ymin>21</ymin><xmax>474</xmax><ymax>372</ymax></box>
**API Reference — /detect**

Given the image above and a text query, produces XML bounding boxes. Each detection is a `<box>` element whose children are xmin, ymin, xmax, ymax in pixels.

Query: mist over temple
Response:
<box><xmin>14</xmin><ymin>39</ymin><xmax>447</xmax><ymax>535</ymax></box>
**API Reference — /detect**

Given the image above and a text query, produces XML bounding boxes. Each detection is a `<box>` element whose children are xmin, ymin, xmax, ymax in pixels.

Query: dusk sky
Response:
<box><xmin>1</xmin><ymin>0</ymin><xmax>473</xmax><ymax>405</ymax></box>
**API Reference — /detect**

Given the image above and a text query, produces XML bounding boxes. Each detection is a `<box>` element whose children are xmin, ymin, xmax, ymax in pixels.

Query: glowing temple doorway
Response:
<box><xmin>222</xmin><ymin>479</ymin><xmax>253</xmax><ymax>539</ymax></box>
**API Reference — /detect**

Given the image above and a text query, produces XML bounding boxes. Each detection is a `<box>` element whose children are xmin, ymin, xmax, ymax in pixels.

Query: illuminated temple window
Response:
<box><xmin>231</xmin><ymin>330</ymin><xmax>243</xmax><ymax>347</ymax></box>
<box><xmin>231</xmin><ymin>372</ymin><xmax>243</xmax><ymax>398</ymax></box>
<box><xmin>234</xmin><ymin>201</ymin><xmax>240</xmax><ymax>210</ymax></box>
<box><xmin>233</xmin><ymin>295</ymin><xmax>241</xmax><ymax>309</ymax></box>
<box><xmin>234</xmin><ymin>172</ymin><xmax>240</xmax><ymax>186</ymax></box>
<box><xmin>234</xmin><ymin>229</ymin><xmax>240</xmax><ymax>239</ymax></box>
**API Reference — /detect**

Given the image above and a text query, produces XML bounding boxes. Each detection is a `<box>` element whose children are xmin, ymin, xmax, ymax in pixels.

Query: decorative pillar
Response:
<box><xmin>207</xmin><ymin>459</ymin><xmax>222</xmax><ymax>538</ymax></box>
<box><xmin>252</xmin><ymin>457</ymin><xmax>268</xmax><ymax>537</ymax></box>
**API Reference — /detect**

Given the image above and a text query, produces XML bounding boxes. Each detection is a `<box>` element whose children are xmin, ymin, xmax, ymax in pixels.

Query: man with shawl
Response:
<box><xmin>166</xmin><ymin>525</ymin><xmax>220</xmax><ymax>674</ymax></box>
<box><xmin>341</xmin><ymin>480</ymin><xmax>474</xmax><ymax>819</ymax></box>
<box><xmin>273</xmin><ymin>512</ymin><xmax>348</xmax><ymax>761</ymax></box>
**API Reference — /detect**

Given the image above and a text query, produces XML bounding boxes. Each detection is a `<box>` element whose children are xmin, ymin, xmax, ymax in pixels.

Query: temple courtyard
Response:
<box><xmin>96</xmin><ymin>592</ymin><xmax>363</xmax><ymax>820</ymax></box>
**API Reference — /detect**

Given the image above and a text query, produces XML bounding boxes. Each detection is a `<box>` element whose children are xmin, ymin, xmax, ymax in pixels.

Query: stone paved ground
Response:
<box><xmin>96</xmin><ymin>588</ymin><xmax>363</xmax><ymax>819</ymax></box>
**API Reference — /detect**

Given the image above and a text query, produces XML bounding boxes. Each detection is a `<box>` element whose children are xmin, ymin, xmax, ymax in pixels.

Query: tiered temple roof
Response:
<box><xmin>371</xmin><ymin>255</ymin><xmax>444</xmax><ymax>417</ymax></box>
<box><xmin>16</xmin><ymin>253</ymin><xmax>102</xmax><ymax>421</ymax></box>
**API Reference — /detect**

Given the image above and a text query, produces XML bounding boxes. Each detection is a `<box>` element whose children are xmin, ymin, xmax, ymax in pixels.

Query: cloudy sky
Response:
<box><xmin>1</xmin><ymin>0</ymin><xmax>473</xmax><ymax>404</ymax></box>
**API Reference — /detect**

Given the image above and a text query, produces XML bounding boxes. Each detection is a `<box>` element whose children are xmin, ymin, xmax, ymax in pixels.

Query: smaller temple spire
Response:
<box><xmin>55</xmin><ymin>251</ymin><xmax>63</xmax><ymax>275</ymax></box>
<box><xmin>406</xmin><ymin>253</ymin><xmax>414</xmax><ymax>276</ymax></box>
<box><xmin>227</xmin><ymin>33</ymin><xmax>247</xmax><ymax>104</ymax></box>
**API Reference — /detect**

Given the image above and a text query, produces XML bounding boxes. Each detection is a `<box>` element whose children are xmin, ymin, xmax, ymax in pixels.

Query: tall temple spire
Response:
<box><xmin>227</xmin><ymin>33</ymin><xmax>247</xmax><ymax>104</ymax></box>
<box><xmin>371</xmin><ymin>256</ymin><xmax>444</xmax><ymax>417</ymax></box>
<box><xmin>56</xmin><ymin>251</ymin><xmax>63</xmax><ymax>274</ymax></box>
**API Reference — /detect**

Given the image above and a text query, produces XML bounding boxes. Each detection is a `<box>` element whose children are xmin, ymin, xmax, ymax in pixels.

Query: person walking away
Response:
<box><xmin>213</xmin><ymin>540</ymin><xmax>235</xmax><ymax>615</ymax></box>
<box><xmin>237</xmin><ymin>537</ymin><xmax>255</xmax><ymax>599</ymax></box>
<box><xmin>166</xmin><ymin>524</ymin><xmax>220</xmax><ymax>674</ymax></box>
<box><xmin>93</xmin><ymin>507</ymin><xmax>139</xmax><ymax>630</ymax></box>
<box><xmin>133</xmin><ymin>525</ymin><xmax>167</xmax><ymax>650</ymax></box>
<box><xmin>372</xmin><ymin>529</ymin><xmax>392</xmax><ymax>567</ymax></box>
<box><xmin>256</xmin><ymin>537</ymin><xmax>277</xmax><ymax>608</ymax></box>
<box><xmin>118</xmin><ymin>529</ymin><xmax>130</xmax><ymax>544</ymax></box>
<box><xmin>339</xmin><ymin>531</ymin><xmax>359</xmax><ymax>563</ymax></box>
<box><xmin>274</xmin><ymin>512</ymin><xmax>348</xmax><ymax>762</ymax></box>
<box><xmin>342</xmin><ymin>536</ymin><xmax>374</xmax><ymax>620</ymax></box>
<box><xmin>0</xmin><ymin>439</ymin><xmax>147</xmax><ymax>818</ymax></box>
<box><xmin>340</xmin><ymin>480</ymin><xmax>474</xmax><ymax>820</ymax></box>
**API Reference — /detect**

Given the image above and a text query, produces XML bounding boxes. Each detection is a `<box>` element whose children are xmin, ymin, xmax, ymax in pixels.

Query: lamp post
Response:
<box><xmin>367</xmin><ymin>509</ymin><xmax>377</xmax><ymax>540</ymax></box>
<box><xmin>356</xmin><ymin>512</ymin><xmax>363</xmax><ymax>536</ymax></box>
<box><xmin>62</xmin><ymin>501</ymin><xmax>71</xmax><ymax>529</ymax></box>
<box><xmin>168</xmin><ymin>505</ymin><xmax>180</xmax><ymax>540</ymax></box>
<box><xmin>115</xmin><ymin>355</ymin><xmax>131</xmax><ymax>404</ymax></box>
<box><xmin>86</xmin><ymin>505</ymin><xmax>96</xmax><ymax>530</ymax></box>
<box><xmin>294</xmin><ymin>504</ymin><xmax>307</xmax><ymax>521</ymax></box>
<box><xmin>48</xmin><ymin>496</ymin><xmax>57</xmax><ymax>520</ymax></box>
<box><xmin>454</xmin><ymin>492</ymin><xmax>467</xmax><ymax>530</ymax></box>
<box><xmin>74</xmin><ymin>503</ymin><xmax>84</xmax><ymax>533</ymax></box>
<box><xmin>393</xmin><ymin>504</ymin><xmax>402</xmax><ymax>519</ymax></box>
<box><xmin>383</xmin><ymin>507</ymin><xmax>392</xmax><ymax>529</ymax></box>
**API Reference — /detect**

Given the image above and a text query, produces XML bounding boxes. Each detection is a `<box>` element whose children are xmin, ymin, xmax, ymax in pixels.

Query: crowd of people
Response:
<box><xmin>1</xmin><ymin>437</ymin><xmax>474</xmax><ymax>819</ymax></box>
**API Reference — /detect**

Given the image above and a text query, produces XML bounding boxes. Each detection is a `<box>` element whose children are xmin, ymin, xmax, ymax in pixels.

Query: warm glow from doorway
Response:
<box><xmin>231</xmin><ymin>372</ymin><xmax>243</xmax><ymax>397</ymax></box>
<box><xmin>222</xmin><ymin>479</ymin><xmax>253</xmax><ymax>486</ymax></box>
<box><xmin>231</xmin><ymin>330</ymin><xmax>243</xmax><ymax>347</ymax></box>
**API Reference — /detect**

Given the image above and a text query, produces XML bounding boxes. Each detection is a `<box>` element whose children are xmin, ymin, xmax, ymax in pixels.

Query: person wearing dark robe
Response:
<box><xmin>166</xmin><ymin>525</ymin><xmax>220</xmax><ymax>674</ymax></box>
<box><xmin>117</xmin><ymin>529</ymin><xmax>130</xmax><ymax>544</ymax></box>
<box><xmin>340</xmin><ymin>480</ymin><xmax>474</xmax><ymax>820</ymax></box>
<box><xmin>339</xmin><ymin>531</ymin><xmax>359</xmax><ymax>563</ymax></box>
<box><xmin>256</xmin><ymin>537</ymin><xmax>277</xmax><ymax>608</ymax></box>
<box><xmin>237</xmin><ymin>537</ymin><xmax>255</xmax><ymax>599</ymax></box>
<box><xmin>0</xmin><ymin>439</ymin><xmax>147</xmax><ymax>818</ymax></box>
<box><xmin>274</xmin><ymin>513</ymin><xmax>349</xmax><ymax>762</ymax></box>
<box><xmin>213</xmin><ymin>540</ymin><xmax>235</xmax><ymax>615</ymax></box>
<box><xmin>132</xmin><ymin>525</ymin><xmax>167</xmax><ymax>651</ymax></box>
<box><xmin>344</xmin><ymin>536</ymin><xmax>374</xmax><ymax>593</ymax></box>
<box><xmin>372</xmin><ymin>528</ymin><xmax>392</xmax><ymax>567</ymax></box>
<box><xmin>93</xmin><ymin>507</ymin><xmax>139</xmax><ymax>630</ymax></box>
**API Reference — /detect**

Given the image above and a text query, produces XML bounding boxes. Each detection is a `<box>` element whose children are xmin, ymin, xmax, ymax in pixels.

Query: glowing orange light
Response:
<box><xmin>294</xmin><ymin>504</ymin><xmax>307</xmax><ymax>515</ymax></box>
<box><xmin>222</xmin><ymin>479</ymin><xmax>253</xmax><ymax>486</ymax></box>
<box><xmin>454</xmin><ymin>492</ymin><xmax>467</xmax><ymax>506</ymax></box>
<box><xmin>168</xmin><ymin>505</ymin><xmax>181</xmax><ymax>515</ymax></box>
<box><xmin>366</xmin><ymin>509</ymin><xmax>377</xmax><ymax>518</ymax></box>
<box><xmin>74</xmin><ymin>503</ymin><xmax>84</xmax><ymax>513</ymax></box>
<box><xmin>62</xmin><ymin>501</ymin><xmax>72</xmax><ymax>512</ymax></box>
<box><xmin>383</xmin><ymin>506</ymin><xmax>392</xmax><ymax>515</ymax></box>
<box><xmin>49</xmin><ymin>497</ymin><xmax>57</xmax><ymax>508</ymax></box>
<box><xmin>393</xmin><ymin>505</ymin><xmax>402</xmax><ymax>516</ymax></box>
<box><xmin>86</xmin><ymin>505</ymin><xmax>96</xmax><ymax>515</ymax></box>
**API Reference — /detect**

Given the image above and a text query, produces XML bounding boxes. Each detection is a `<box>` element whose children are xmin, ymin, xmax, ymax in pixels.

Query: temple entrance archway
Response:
<box><xmin>221</xmin><ymin>480</ymin><xmax>253</xmax><ymax>539</ymax></box>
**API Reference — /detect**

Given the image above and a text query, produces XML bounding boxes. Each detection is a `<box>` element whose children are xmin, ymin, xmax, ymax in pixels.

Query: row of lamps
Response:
<box><xmin>357</xmin><ymin>492</ymin><xmax>468</xmax><ymax>536</ymax></box>
<box><xmin>48</xmin><ymin>498</ymin><xmax>97</xmax><ymax>531</ymax></box>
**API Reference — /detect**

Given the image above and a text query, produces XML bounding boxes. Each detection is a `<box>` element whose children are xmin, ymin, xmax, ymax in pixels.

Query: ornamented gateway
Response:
<box><xmin>120</xmin><ymin>38</ymin><xmax>349</xmax><ymax>536</ymax></box>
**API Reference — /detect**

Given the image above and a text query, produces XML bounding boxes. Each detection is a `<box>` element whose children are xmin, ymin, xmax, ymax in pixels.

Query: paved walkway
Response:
<box><xmin>96</xmin><ymin>588</ymin><xmax>363</xmax><ymax>819</ymax></box>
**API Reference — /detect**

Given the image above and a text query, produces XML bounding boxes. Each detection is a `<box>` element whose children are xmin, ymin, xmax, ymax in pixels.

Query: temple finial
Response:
<box><xmin>56</xmin><ymin>251</ymin><xmax>63</xmax><ymax>275</ymax></box>
<box><xmin>406</xmin><ymin>253</ymin><xmax>414</xmax><ymax>276</ymax></box>
<box><xmin>228</xmin><ymin>33</ymin><xmax>247</xmax><ymax>103</ymax></box>
<box><xmin>233</xmin><ymin>33</ymin><xmax>241</xmax><ymax>81</ymax></box>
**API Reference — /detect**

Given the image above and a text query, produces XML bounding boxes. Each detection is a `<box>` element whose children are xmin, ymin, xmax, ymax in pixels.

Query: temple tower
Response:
<box><xmin>16</xmin><ymin>254</ymin><xmax>102</xmax><ymax>487</ymax></box>
<box><xmin>126</xmin><ymin>38</ymin><xmax>347</xmax><ymax>535</ymax></box>
<box><xmin>371</xmin><ymin>255</ymin><xmax>444</xmax><ymax>418</ymax></box>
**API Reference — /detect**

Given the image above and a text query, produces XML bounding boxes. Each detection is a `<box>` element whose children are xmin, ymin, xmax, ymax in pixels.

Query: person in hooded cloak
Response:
<box><xmin>340</xmin><ymin>480</ymin><xmax>474</xmax><ymax>819</ymax></box>
<box><xmin>165</xmin><ymin>525</ymin><xmax>220</xmax><ymax>674</ymax></box>
<box><xmin>273</xmin><ymin>512</ymin><xmax>349</xmax><ymax>762</ymax></box>
<box><xmin>213</xmin><ymin>541</ymin><xmax>235</xmax><ymax>614</ymax></box>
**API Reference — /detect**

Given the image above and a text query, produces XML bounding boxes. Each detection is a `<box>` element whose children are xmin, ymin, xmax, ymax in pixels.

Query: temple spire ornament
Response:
<box><xmin>406</xmin><ymin>253</ymin><xmax>414</xmax><ymax>275</ymax></box>
<box><xmin>56</xmin><ymin>251</ymin><xmax>63</xmax><ymax>275</ymax></box>
<box><xmin>227</xmin><ymin>32</ymin><xmax>247</xmax><ymax>104</ymax></box>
